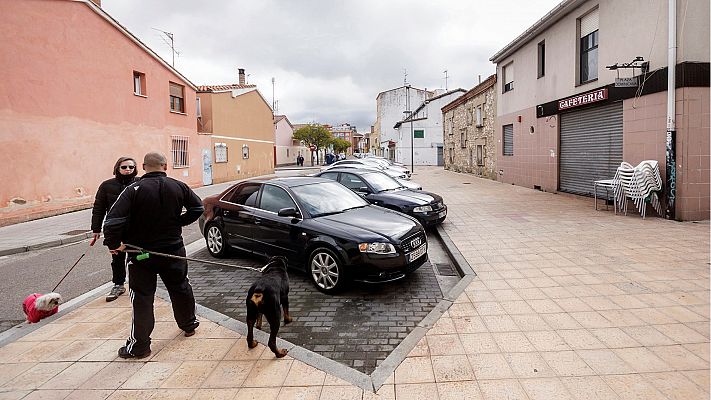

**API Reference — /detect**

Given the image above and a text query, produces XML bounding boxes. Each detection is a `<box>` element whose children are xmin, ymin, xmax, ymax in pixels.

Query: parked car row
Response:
<box><xmin>314</xmin><ymin>168</ymin><xmax>446</xmax><ymax>227</ymax></box>
<box><xmin>199</xmin><ymin>165</ymin><xmax>447</xmax><ymax>294</ymax></box>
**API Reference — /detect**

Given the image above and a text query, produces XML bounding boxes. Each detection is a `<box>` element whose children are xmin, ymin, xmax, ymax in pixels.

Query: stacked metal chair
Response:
<box><xmin>612</xmin><ymin>160</ymin><xmax>664</xmax><ymax>219</ymax></box>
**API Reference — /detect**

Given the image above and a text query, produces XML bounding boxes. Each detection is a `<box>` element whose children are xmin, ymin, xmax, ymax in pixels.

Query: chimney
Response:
<box><xmin>238</xmin><ymin>68</ymin><xmax>246</xmax><ymax>85</ymax></box>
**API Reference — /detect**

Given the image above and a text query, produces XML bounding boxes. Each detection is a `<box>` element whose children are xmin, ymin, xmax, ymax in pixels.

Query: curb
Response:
<box><xmin>0</xmin><ymin>228</ymin><xmax>477</xmax><ymax>393</ymax></box>
<box><xmin>0</xmin><ymin>232</ymin><xmax>93</xmax><ymax>257</ymax></box>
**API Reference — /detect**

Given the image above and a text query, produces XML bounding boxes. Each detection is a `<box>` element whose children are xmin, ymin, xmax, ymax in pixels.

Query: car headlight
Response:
<box><xmin>413</xmin><ymin>205</ymin><xmax>432</xmax><ymax>213</ymax></box>
<box><xmin>358</xmin><ymin>242</ymin><xmax>396</xmax><ymax>254</ymax></box>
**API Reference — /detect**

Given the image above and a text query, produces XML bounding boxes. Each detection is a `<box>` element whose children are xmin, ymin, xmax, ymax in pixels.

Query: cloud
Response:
<box><xmin>103</xmin><ymin>0</ymin><xmax>560</xmax><ymax>130</ymax></box>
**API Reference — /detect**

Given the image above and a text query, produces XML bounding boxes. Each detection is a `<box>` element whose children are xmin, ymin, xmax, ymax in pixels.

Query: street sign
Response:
<box><xmin>615</xmin><ymin>77</ymin><xmax>638</xmax><ymax>87</ymax></box>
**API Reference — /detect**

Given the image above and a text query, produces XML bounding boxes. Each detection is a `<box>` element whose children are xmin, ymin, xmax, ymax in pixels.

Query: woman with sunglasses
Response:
<box><xmin>91</xmin><ymin>156</ymin><xmax>139</xmax><ymax>301</ymax></box>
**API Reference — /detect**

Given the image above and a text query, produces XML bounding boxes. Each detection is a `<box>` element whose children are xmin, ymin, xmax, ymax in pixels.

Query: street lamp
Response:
<box><xmin>404</xmin><ymin>84</ymin><xmax>414</xmax><ymax>173</ymax></box>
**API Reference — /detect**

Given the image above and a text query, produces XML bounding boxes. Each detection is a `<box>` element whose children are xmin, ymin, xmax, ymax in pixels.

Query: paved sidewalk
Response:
<box><xmin>0</xmin><ymin>167</ymin><xmax>708</xmax><ymax>399</ymax></box>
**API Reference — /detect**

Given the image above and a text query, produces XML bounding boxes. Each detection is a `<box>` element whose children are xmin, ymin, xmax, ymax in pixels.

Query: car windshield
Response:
<box><xmin>292</xmin><ymin>181</ymin><xmax>369</xmax><ymax>217</ymax></box>
<box><xmin>363</xmin><ymin>172</ymin><xmax>403</xmax><ymax>192</ymax></box>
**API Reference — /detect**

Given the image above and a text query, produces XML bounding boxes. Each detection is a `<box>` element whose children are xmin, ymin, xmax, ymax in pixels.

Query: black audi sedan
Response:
<box><xmin>314</xmin><ymin>169</ymin><xmax>447</xmax><ymax>227</ymax></box>
<box><xmin>198</xmin><ymin>177</ymin><xmax>428</xmax><ymax>294</ymax></box>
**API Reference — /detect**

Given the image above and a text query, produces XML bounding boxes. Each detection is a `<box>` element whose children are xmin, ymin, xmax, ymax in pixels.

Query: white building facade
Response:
<box><xmin>394</xmin><ymin>89</ymin><xmax>466</xmax><ymax>166</ymax></box>
<box><xmin>374</xmin><ymin>86</ymin><xmax>431</xmax><ymax>161</ymax></box>
<box><xmin>274</xmin><ymin>115</ymin><xmax>307</xmax><ymax>166</ymax></box>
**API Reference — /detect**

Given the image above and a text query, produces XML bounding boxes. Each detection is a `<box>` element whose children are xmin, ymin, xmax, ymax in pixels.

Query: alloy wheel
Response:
<box><xmin>310</xmin><ymin>251</ymin><xmax>339</xmax><ymax>290</ymax></box>
<box><xmin>206</xmin><ymin>225</ymin><xmax>223</xmax><ymax>255</ymax></box>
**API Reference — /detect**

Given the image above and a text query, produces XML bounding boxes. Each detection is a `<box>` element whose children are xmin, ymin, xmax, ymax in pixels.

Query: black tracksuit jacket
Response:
<box><xmin>102</xmin><ymin>171</ymin><xmax>204</xmax><ymax>253</ymax></box>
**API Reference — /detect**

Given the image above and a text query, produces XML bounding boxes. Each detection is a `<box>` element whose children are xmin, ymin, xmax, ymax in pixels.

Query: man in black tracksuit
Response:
<box><xmin>103</xmin><ymin>152</ymin><xmax>204</xmax><ymax>359</ymax></box>
<box><xmin>91</xmin><ymin>156</ymin><xmax>139</xmax><ymax>302</ymax></box>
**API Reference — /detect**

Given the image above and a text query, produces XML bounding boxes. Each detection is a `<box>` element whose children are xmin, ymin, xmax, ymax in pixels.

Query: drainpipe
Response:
<box><xmin>665</xmin><ymin>0</ymin><xmax>677</xmax><ymax>220</ymax></box>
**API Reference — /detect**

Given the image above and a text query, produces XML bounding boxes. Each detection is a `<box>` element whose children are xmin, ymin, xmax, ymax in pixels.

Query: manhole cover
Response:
<box><xmin>435</xmin><ymin>263</ymin><xmax>457</xmax><ymax>276</ymax></box>
<box><xmin>61</xmin><ymin>229</ymin><xmax>91</xmax><ymax>236</ymax></box>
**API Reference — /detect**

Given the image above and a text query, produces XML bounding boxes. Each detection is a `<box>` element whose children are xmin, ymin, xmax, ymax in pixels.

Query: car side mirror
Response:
<box><xmin>277</xmin><ymin>207</ymin><xmax>299</xmax><ymax>218</ymax></box>
<box><xmin>357</xmin><ymin>186</ymin><xmax>371</xmax><ymax>194</ymax></box>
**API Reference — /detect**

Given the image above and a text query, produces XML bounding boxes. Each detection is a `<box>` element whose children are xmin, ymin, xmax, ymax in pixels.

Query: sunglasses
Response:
<box><xmin>120</xmin><ymin>165</ymin><xmax>136</xmax><ymax>170</ymax></box>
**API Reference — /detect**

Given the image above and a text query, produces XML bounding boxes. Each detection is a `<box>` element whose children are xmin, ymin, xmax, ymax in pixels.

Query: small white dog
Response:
<box><xmin>23</xmin><ymin>293</ymin><xmax>62</xmax><ymax>323</ymax></box>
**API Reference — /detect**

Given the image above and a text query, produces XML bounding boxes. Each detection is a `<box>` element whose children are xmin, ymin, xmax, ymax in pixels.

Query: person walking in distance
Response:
<box><xmin>103</xmin><ymin>152</ymin><xmax>204</xmax><ymax>359</ymax></box>
<box><xmin>91</xmin><ymin>156</ymin><xmax>138</xmax><ymax>301</ymax></box>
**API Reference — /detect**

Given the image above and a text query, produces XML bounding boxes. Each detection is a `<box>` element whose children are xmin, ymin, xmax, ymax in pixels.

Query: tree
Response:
<box><xmin>331</xmin><ymin>138</ymin><xmax>352</xmax><ymax>155</ymax></box>
<box><xmin>293</xmin><ymin>124</ymin><xmax>332</xmax><ymax>165</ymax></box>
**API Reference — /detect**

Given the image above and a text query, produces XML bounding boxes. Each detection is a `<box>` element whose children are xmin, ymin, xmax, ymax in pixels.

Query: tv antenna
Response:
<box><xmin>443</xmin><ymin>70</ymin><xmax>449</xmax><ymax>91</ymax></box>
<box><xmin>403</xmin><ymin>68</ymin><xmax>408</xmax><ymax>85</ymax></box>
<box><xmin>152</xmin><ymin>28</ymin><xmax>180</xmax><ymax>67</ymax></box>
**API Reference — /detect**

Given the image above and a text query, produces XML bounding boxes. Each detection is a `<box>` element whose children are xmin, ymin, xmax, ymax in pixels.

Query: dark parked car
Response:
<box><xmin>198</xmin><ymin>177</ymin><xmax>428</xmax><ymax>294</ymax></box>
<box><xmin>314</xmin><ymin>169</ymin><xmax>447</xmax><ymax>227</ymax></box>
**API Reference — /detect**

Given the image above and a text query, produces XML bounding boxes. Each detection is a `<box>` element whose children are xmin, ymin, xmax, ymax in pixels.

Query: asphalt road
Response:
<box><xmin>0</xmin><ymin>222</ymin><xmax>203</xmax><ymax>332</ymax></box>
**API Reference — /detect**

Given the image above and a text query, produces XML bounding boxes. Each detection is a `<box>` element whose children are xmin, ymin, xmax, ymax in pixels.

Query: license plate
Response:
<box><xmin>438</xmin><ymin>210</ymin><xmax>446</xmax><ymax>218</ymax></box>
<box><xmin>408</xmin><ymin>243</ymin><xmax>427</xmax><ymax>262</ymax></box>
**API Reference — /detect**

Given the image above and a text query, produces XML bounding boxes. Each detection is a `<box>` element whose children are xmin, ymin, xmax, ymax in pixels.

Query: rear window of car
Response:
<box><xmin>224</xmin><ymin>183</ymin><xmax>261</xmax><ymax>206</ymax></box>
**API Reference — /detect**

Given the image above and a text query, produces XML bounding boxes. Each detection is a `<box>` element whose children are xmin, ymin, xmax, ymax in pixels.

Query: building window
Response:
<box><xmin>503</xmin><ymin>124</ymin><xmax>513</xmax><ymax>156</ymax></box>
<box><xmin>169</xmin><ymin>82</ymin><xmax>185</xmax><ymax>113</ymax></box>
<box><xmin>171</xmin><ymin>135</ymin><xmax>189</xmax><ymax>167</ymax></box>
<box><xmin>214</xmin><ymin>143</ymin><xmax>228</xmax><ymax>163</ymax></box>
<box><xmin>475</xmin><ymin>106</ymin><xmax>483</xmax><ymax>127</ymax></box>
<box><xmin>196</xmin><ymin>97</ymin><xmax>202</xmax><ymax>118</ymax></box>
<box><xmin>414</xmin><ymin>129</ymin><xmax>424</xmax><ymax>139</ymax></box>
<box><xmin>476</xmin><ymin>144</ymin><xmax>484</xmax><ymax>166</ymax></box>
<box><xmin>133</xmin><ymin>71</ymin><xmax>146</xmax><ymax>96</ymax></box>
<box><xmin>242</xmin><ymin>145</ymin><xmax>250</xmax><ymax>159</ymax></box>
<box><xmin>537</xmin><ymin>41</ymin><xmax>546</xmax><ymax>78</ymax></box>
<box><xmin>448</xmin><ymin>147</ymin><xmax>454</xmax><ymax>164</ymax></box>
<box><xmin>460</xmin><ymin>128</ymin><xmax>467</xmax><ymax>148</ymax></box>
<box><xmin>579</xmin><ymin>9</ymin><xmax>599</xmax><ymax>84</ymax></box>
<box><xmin>503</xmin><ymin>63</ymin><xmax>514</xmax><ymax>92</ymax></box>
<box><xmin>466</xmin><ymin>108</ymin><xmax>473</xmax><ymax>126</ymax></box>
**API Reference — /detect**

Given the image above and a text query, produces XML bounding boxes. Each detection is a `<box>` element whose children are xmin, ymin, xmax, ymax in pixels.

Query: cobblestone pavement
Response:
<box><xmin>178</xmin><ymin>245</ymin><xmax>452</xmax><ymax>374</ymax></box>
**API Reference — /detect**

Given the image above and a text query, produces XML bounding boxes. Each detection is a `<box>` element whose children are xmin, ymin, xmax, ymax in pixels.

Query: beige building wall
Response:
<box><xmin>198</xmin><ymin>91</ymin><xmax>274</xmax><ymax>183</ymax></box>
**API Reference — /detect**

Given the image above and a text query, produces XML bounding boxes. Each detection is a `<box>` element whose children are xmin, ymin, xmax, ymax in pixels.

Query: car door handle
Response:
<box><xmin>254</xmin><ymin>217</ymin><xmax>261</xmax><ymax>225</ymax></box>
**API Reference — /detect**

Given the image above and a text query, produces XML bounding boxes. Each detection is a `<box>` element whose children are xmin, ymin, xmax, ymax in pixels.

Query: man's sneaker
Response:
<box><xmin>183</xmin><ymin>321</ymin><xmax>199</xmax><ymax>337</ymax></box>
<box><xmin>117</xmin><ymin>346</ymin><xmax>151</xmax><ymax>359</ymax></box>
<box><xmin>106</xmin><ymin>285</ymin><xmax>126</xmax><ymax>302</ymax></box>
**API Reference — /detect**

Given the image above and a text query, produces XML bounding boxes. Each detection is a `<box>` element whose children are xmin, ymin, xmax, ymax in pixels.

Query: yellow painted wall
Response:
<box><xmin>199</xmin><ymin>91</ymin><xmax>275</xmax><ymax>183</ymax></box>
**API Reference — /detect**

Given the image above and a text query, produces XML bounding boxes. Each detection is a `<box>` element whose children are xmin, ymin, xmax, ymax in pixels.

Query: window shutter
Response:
<box><xmin>170</xmin><ymin>83</ymin><xmax>184</xmax><ymax>98</ymax></box>
<box><xmin>580</xmin><ymin>9</ymin><xmax>599</xmax><ymax>38</ymax></box>
<box><xmin>504</xmin><ymin>64</ymin><xmax>514</xmax><ymax>84</ymax></box>
<box><xmin>503</xmin><ymin>124</ymin><xmax>514</xmax><ymax>156</ymax></box>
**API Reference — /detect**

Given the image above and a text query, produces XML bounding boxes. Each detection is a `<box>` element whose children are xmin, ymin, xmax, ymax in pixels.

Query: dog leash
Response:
<box><xmin>51</xmin><ymin>253</ymin><xmax>85</xmax><ymax>292</ymax></box>
<box><xmin>123</xmin><ymin>243</ymin><xmax>267</xmax><ymax>273</ymax></box>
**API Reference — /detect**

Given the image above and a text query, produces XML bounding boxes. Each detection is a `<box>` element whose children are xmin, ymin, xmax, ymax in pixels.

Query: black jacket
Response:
<box><xmin>91</xmin><ymin>176</ymin><xmax>138</xmax><ymax>233</ymax></box>
<box><xmin>102</xmin><ymin>171</ymin><xmax>204</xmax><ymax>253</ymax></box>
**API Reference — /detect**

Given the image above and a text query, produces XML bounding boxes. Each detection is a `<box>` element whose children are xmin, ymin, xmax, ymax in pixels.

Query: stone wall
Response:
<box><xmin>443</xmin><ymin>86</ymin><xmax>497</xmax><ymax>180</ymax></box>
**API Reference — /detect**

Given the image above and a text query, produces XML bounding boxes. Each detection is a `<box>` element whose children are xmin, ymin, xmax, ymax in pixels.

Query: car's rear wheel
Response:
<box><xmin>205</xmin><ymin>223</ymin><xmax>229</xmax><ymax>258</ymax></box>
<box><xmin>309</xmin><ymin>247</ymin><xmax>346</xmax><ymax>294</ymax></box>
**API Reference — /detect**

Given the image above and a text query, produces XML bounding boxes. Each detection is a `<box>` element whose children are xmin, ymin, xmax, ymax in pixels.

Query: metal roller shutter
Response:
<box><xmin>559</xmin><ymin>101</ymin><xmax>623</xmax><ymax>196</ymax></box>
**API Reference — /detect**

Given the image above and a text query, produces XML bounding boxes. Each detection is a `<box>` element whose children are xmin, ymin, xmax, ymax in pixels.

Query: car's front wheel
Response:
<box><xmin>205</xmin><ymin>223</ymin><xmax>229</xmax><ymax>258</ymax></box>
<box><xmin>309</xmin><ymin>247</ymin><xmax>346</xmax><ymax>294</ymax></box>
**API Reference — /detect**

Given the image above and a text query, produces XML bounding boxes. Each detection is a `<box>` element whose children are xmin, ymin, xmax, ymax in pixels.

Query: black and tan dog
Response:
<box><xmin>246</xmin><ymin>256</ymin><xmax>293</xmax><ymax>358</ymax></box>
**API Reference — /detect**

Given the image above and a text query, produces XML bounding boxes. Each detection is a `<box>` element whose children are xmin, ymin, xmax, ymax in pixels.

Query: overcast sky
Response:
<box><xmin>104</xmin><ymin>0</ymin><xmax>561</xmax><ymax>131</ymax></box>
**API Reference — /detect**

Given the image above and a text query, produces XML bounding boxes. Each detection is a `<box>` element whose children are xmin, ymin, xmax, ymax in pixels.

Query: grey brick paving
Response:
<box><xmin>172</xmin><ymin>247</ymin><xmax>448</xmax><ymax>374</ymax></box>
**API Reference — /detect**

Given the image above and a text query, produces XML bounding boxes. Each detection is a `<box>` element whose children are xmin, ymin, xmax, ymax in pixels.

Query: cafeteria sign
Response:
<box><xmin>558</xmin><ymin>88</ymin><xmax>608</xmax><ymax>111</ymax></box>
